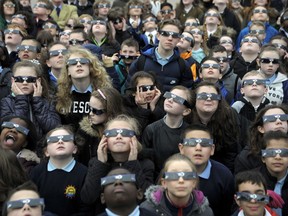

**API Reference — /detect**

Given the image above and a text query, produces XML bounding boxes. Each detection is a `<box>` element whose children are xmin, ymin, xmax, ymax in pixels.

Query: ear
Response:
<box><xmin>234</xmin><ymin>194</ymin><xmax>241</xmax><ymax>207</ymax></box>
<box><xmin>73</xmin><ymin>145</ymin><xmax>78</xmax><ymax>154</ymax></box>
<box><xmin>183</xmin><ymin>108</ymin><xmax>191</xmax><ymax>116</ymax></box>
<box><xmin>136</xmin><ymin>188</ymin><xmax>144</xmax><ymax>200</ymax></box>
<box><xmin>257</xmin><ymin>125</ymin><xmax>265</xmax><ymax>134</ymax></box>
<box><xmin>199</xmin><ymin>72</ymin><xmax>203</xmax><ymax>79</ymax></box>
<box><xmin>256</xmin><ymin>58</ymin><xmax>260</xmax><ymax>66</ymax></box>
<box><xmin>100</xmin><ymin>193</ymin><xmax>106</xmax><ymax>204</ymax></box>
<box><xmin>178</xmin><ymin>143</ymin><xmax>184</xmax><ymax>153</ymax></box>
<box><xmin>160</xmin><ymin>178</ymin><xmax>167</xmax><ymax>189</ymax></box>
<box><xmin>46</xmin><ymin>59</ymin><xmax>52</xmax><ymax>68</ymax></box>
<box><xmin>44</xmin><ymin>148</ymin><xmax>49</xmax><ymax>157</ymax></box>
<box><xmin>46</xmin><ymin>9</ymin><xmax>52</xmax><ymax>16</ymax></box>
<box><xmin>264</xmin><ymin>86</ymin><xmax>268</xmax><ymax>94</ymax></box>
<box><xmin>36</xmin><ymin>53</ymin><xmax>41</xmax><ymax>60</ymax></box>
<box><xmin>261</xmin><ymin>156</ymin><xmax>266</xmax><ymax>164</ymax></box>
<box><xmin>240</xmin><ymin>87</ymin><xmax>245</xmax><ymax>95</ymax></box>
<box><xmin>210</xmin><ymin>144</ymin><xmax>215</xmax><ymax>156</ymax></box>
<box><xmin>156</xmin><ymin>32</ymin><xmax>160</xmax><ymax>41</ymax></box>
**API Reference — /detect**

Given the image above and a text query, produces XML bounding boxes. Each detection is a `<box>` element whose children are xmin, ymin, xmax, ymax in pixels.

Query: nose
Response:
<box><xmin>195</xmin><ymin>143</ymin><xmax>202</xmax><ymax>150</ymax></box>
<box><xmin>22</xmin><ymin>203</ymin><xmax>31</xmax><ymax>211</ymax></box>
<box><xmin>114</xmin><ymin>180</ymin><xmax>123</xmax><ymax>186</ymax></box>
<box><xmin>178</xmin><ymin>176</ymin><xmax>184</xmax><ymax>182</ymax></box>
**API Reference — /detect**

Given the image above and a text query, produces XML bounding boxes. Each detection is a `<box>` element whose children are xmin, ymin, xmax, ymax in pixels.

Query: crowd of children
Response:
<box><xmin>0</xmin><ymin>0</ymin><xmax>288</xmax><ymax>215</ymax></box>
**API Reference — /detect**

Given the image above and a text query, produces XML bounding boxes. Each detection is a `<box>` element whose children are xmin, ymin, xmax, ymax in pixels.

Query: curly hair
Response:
<box><xmin>189</xmin><ymin>81</ymin><xmax>239</xmax><ymax>151</ymax></box>
<box><xmin>249</xmin><ymin>104</ymin><xmax>288</xmax><ymax>155</ymax></box>
<box><xmin>56</xmin><ymin>47</ymin><xmax>112</xmax><ymax>114</ymax></box>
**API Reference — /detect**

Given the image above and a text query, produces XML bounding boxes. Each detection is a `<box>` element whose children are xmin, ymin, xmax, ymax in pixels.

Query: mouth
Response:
<box><xmin>5</xmin><ymin>134</ymin><xmax>16</xmax><ymax>145</ymax></box>
<box><xmin>57</xmin><ymin>146</ymin><xmax>65</xmax><ymax>150</ymax></box>
<box><xmin>193</xmin><ymin>154</ymin><xmax>203</xmax><ymax>158</ymax></box>
<box><xmin>22</xmin><ymin>54</ymin><xmax>30</xmax><ymax>58</ymax></box>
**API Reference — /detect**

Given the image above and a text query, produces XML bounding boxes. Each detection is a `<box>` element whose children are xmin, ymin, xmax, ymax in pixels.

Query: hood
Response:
<box><xmin>273</xmin><ymin>72</ymin><xmax>288</xmax><ymax>83</ymax></box>
<box><xmin>144</xmin><ymin>185</ymin><xmax>165</xmax><ymax>206</ymax></box>
<box><xmin>79</xmin><ymin>116</ymin><xmax>103</xmax><ymax>137</ymax></box>
<box><xmin>180</xmin><ymin>51</ymin><xmax>192</xmax><ymax>60</ymax></box>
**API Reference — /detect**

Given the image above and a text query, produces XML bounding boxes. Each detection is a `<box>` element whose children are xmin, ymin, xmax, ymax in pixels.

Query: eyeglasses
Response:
<box><xmin>159</xmin><ymin>30</ymin><xmax>180</xmax><ymax>39</ymax></box>
<box><xmin>160</xmin><ymin>9</ymin><xmax>172</xmax><ymax>14</ymax></box>
<box><xmin>180</xmin><ymin>35</ymin><xmax>194</xmax><ymax>43</ymax></box>
<box><xmin>241</xmin><ymin>38</ymin><xmax>260</xmax><ymax>45</ymax></box>
<box><xmin>6</xmin><ymin>198</ymin><xmax>45</xmax><ymax>210</ymax></box>
<box><xmin>163</xmin><ymin>91</ymin><xmax>191</xmax><ymax>108</ymax></box>
<box><xmin>262</xmin><ymin>114</ymin><xmax>288</xmax><ymax>123</ymax></box>
<box><xmin>43</xmin><ymin>24</ymin><xmax>57</xmax><ymax>29</ymax></box>
<box><xmin>91</xmin><ymin>20</ymin><xmax>106</xmax><ymax>25</ymax></box>
<box><xmin>119</xmin><ymin>55</ymin><xmax>137</xmax><ymax>60</ymax></box>
<box><xmin>1</xmin><ymin>121</ymin><xmax>29</xmax><ymax>135</ymax></box>
<box><xmin>190</xmin><ymin>30</ymin><xmax>203</xmax><ymax>35</ymax></box>
<box><xmin>49</xmin><ymin>49</ymin><xmax>68</xmax><ymax>57</ymax></box>
<box><xmin>4</xmin><ymin>29</ymin><xmax>22</xmax><ymax>35</ymax></box>
<box><xmin>201</xmin><ymin>63</ymin><xmax>221</xmax><ymax>69</ymax></box>
<box><xmin>242</xmin><ymin>79</ymin><xmax>266</xmax><ymax>87</ymax></box>
<box><xmin>215</xmin><ymin>57</ymin><xmax>229</xmax><ymax>63</ymax></box>
<box><xmin>220</xmin><ymin>40</ymin><xmax>233</xmax><ymax>45</ymax></box>
<box><xmin>13</xmin><ymin>76</ymin><xmax>37</xmax><ymax>83</ymax></box>
<box><xmin>260</xmin><ymin>58</ymin><xmax>280</xmax><ymax>64</ymax></box>
<box><xmin>33</xmin><ymin>3</ymin><xmax>47</xmax><ymax>8</ymax></box>
<box><xmin>66</xmin><ymin>58</ymin><xmax>90</xmax><ymax>65</ymax></box>
<box><xmin>272</xmin><ymin>43</ymin><xmax>288</xmax><ymax>52</ymax></box>
<box><xmin>163</xmin><ymin>172</ymin><xmax>198</xmax><ymax>180</ymax></box>
<box><xmin>97</xmin><ymin>3</ymin><xmax>111</xmax><ymax>8</ymax></box>
<box><xmin>129</xmin><ymin>5</ymin><xmax>143</xmax><ymax>9</ymax></box>
<box><xmin>89</xmin><ymin>105</ymin><xmax>105</xmax><ymax>115</ymax></box>
<box><xmin>69</xmin><ymin>39</ymin><xmax>85</xmax><ymax>45</ymax></box>
<box><xmin>142</xmin><ymin>18</ymin><xmax>156</xmax><ymax>24</ymax></box>
<box><xmin>79</xmin><ymin>19</ymin><xmax>92</xmax><ymax>24</ymax></box>
<box><xmin>103</xmin><ymin>129</ymin><xmax>136</xmax><ymax>137</ymax></box>
<box><xmin>17</xmin><ymin>45</ymin><xmax>37</xmax><ymax>52</ymax></box>
<box><xmin>262</xmin><ymin>148</ymin><xmax>288</xmax><ymax>157</ymax></box>
<box><xmin>12</xmin><ymin>14</ymin><xmax>26</xmax><ymax>20</ymax></box>
<box><xmin>250</xmin><ymin>29</ymin><xmax>265</xmax><ymax>34</ymax></box>
<box><xmin>184</xmin><ymin>22</ymin><xmax>198</xmax><ymax>27</ymax></box>
<box><xmin>59</xmin><ymin>31</ymin><xmax>71</xmax><ymax>36</ymax></box>
<box><xmin>47</xmin><ymin>134</ymin><xmax>74</xmax><ymax>143</ymax></box>
<box><xmin>139</xmin><ymin>85</ymin><xmax>155</xmax><ymax>92</ymax></box>
<box><xmin>196</xmin><ymin>93</ymin><xmax>222</xmax><ymax>100</ymax></box>
<box><xmin>112</xmin><ymin>18</ymin><xmax>122</xmax><ymax>25</ymax></box>
<box><xmin>4</xmin><ymin>3</ymin><xmax>15</xmax><ymax>8</ymax></box>
<box><xmin>253</xmin><ymin>9</ymin><xmax>267</xmax><ymax>14</ymax></box>
<box><xmin>236</xmin><ymin>192</ymin><xmax>270</xmax><ymax>203</ymax></box>
<box><xmin>205</xmin><ymin>12</ymin><xmax>220</xmax><ymax>17</ymax></box>
<box><xmin>101</xmin><ymin>174</ymin><xmax>136</xmax><ymax>186</ymax></box>
<box><xmin>183</xmin><ymin>138</ymin><xmax>213</xmax><ymax>147</ymax></box>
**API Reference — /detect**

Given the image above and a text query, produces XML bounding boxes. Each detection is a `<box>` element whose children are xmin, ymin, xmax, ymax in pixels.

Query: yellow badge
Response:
<box><xmin>65</xmin><ymin>185</ymin><xmax>76</xmax><ymax>198</ymax></box>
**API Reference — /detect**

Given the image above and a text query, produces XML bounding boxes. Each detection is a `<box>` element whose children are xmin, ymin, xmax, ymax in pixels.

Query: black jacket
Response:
<box><xmin>230</xmin><ymin>54</ymin><xmax>259</xmax><ymax>79</ymax></box>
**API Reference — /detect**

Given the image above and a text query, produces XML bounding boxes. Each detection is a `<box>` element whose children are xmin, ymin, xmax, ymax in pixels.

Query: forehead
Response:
<box><xmin>136</xmin><ymin>77</ymin><xmax>154</xmax><ymax>85</ymax></box>
<box><xmin>14</xmin><ymin>66</ymin><xmax>37</xmax><ymax>76</ymax></box>
<box><xmin>182</xmin><ymin>32</ymin><xmax>193</xmax><ymax>38</ymax></box>
<box><xmin>213</xmin><ymin>51</ymin><xmax>227</xmax><ymax>57</ymax></box>
<box><xmin>186</xmin><ymin>18</ymin><xmax>197</xmax><ymax>23</ymax></box>
<box><xmin>21</xmin><ymin>40</ymin><xmax>37</xmax><ymax>46</ymax></box>
<box><xmin>161</xmin><ymin>5</ymin><xmax>172</xmax><ymax>10</ymax></box>
<box><xmin>7</xmin><ymin>118</ymin><xmax>28</xmax><ymax>128</ymax></box>
<box><xmin>121</xmin><ymin>45</ymin><xmax>137</xmax><ymax>51</ymax></box>
<box><xmin>238</xmin><ymin>182</ymin><xmax>265</xmax><ymax>193</ymax></box>
<box><xmin>250</xmin><ymin>25</ymin><xmax>265</xmax><ymax>29</ymax></box>
<box><xmin>49</xmin><ymin>44</ymin><xmax>66</xmax><ymax>51</ymax></box>
<box><xmin>69</xmin><ymin>53</ymin><xmax>84</xmax><ymax>59</ymax></box>
<box><xmin>170</xmin><ymin>88</ymin><xmax>188</xmax><ymax>99</ymax></box>
<box><xmin>271</xmin><ymin>39</ymin><xmax>287</xmax><ymax>46</ymax></box>
<box><xmin>50</xmin><ymin>129</ymin><xmax>70</xmax><ymax>136</ymax></box>
<box><xmin>9</xmin><ymin>190</ymin><xmax>39</xmax><ymax>201</ymax></box>
<box><xmin>260</xmin><ymin>50</ymin><xmax>280</xmax><ymax>57</ymax></box>
<box><xmin>166</xmin><ymin>160</ymin><xmax>193</xmax><ymax>171</ymax></box>
<box><xmin>107</xmin><ymin>120</ymin><xmax>132</xmax><ymax>130</ymax></box>
<box><xmin>197</xmin><ymin>86</ymin><xmax>218</xmax><ymax>93</ymax></box>
<box><xmin>69</xmin><ymin>32</ymin><xmax>84</xmax><ymax>40</ymax></box>
<box><xmin>243</xmin><ymin>75</ymin><xmax>264</xmax><ymax>80</ymax></box>
<box><xmin>264</xmin><ymin>108</ymin><xmax>285</xmax><ymax>116</ymax></box>
<box><xmin>254</xmin><ymin>6</ymin><xmax>266</xmax><ymax>10</ymax></box>
<box><xmin>203</xmin><ymin>59</ymin><xmax>218</xmax><ymax>64</ymax></box>
<box><xmin>185</xmin><ymin>130</ymin><xmax>211</xmax><ymax>138</ymax></box>
<box><xmin>108</xmin><ymin>168</ymin><xmax>130</xmax><ymax>176</ymax></box>
<box><xmin>161</xmin><ymin>24</ymin><xmax>180</xmax><ymax>32</ymax></box>
<box><xmin>266</xmin><ymin>139</ymin><xmax>288</xmax><ymax>148</ymax></box>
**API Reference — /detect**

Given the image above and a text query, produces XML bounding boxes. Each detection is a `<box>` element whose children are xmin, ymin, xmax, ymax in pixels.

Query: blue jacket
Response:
<box><xmin>235</xmin><ymin>21</ymin><xmax>278</xmax><ymax>51</ymax></box>
<box><xmin>128</xmin><ymin>47</ymin><xmax>194</xmax><ymax>92</ymax></box>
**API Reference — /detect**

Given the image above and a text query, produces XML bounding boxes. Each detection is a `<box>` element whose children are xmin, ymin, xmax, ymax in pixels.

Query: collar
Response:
<box><xmin>105</xmin><ymin>206</ymin><xmax>140</xmax><ymax>216</ymax></box>
<box><xmin>263</xmin><ymin>72</ymin><xmax>277</xmax><ymax>85</ymax></box>
<box><xmin>198</xmin><ymin>160</ymin><xmax>211</xmax><ymax>179</ymax></box>
<box><xmin>155</xmin><ymin>47</ymin><xmax>174</xmax><ymax>61</ymax></box>
<box><xmin>71</xmin><ymin>84</ymin><xmax>93</xmax><ymax>93</ymax></box>
<box><xmin>92</xmin><ymin>36</ymin><xmax>107</xmax><ymax>47</ymax></box>
<box><xmin>145</xmin><ymin>30</ymin><xmax>157</xmax><ymax>37</ymax></box>
<box><xmin>54</xmin><ymin>4</ymin><xmax>62</xmax><ymax>9</ymax></box>
<box><xmin>278</xmin><ymin>169</ymin><xmax>288</xmax><ymax>185</ymax></box>
<box><xmin>48</xmin><ymin>70</ymin><xmax>58</xmax><ymax>86</ymax></box>
<box><xmin>47</xmin><ymin>159</ymin><xmax>76</xmax><ymax>172</ymax></box>
<box><xmin>163</xmin><ymin>115</ymin><xmax>183</xmax><ymax>128</ymax></box>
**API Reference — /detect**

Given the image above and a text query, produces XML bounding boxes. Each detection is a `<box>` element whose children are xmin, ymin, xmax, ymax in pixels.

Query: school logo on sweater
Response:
<box><xmin>65</xmin><ymin>185</ymin><xmax>76</xmax><ymax>198</ymax></box>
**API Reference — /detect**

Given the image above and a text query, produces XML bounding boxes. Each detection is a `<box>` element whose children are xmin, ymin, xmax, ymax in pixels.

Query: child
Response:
<box><xmin>258</xmin><ymin>45</ymin><xmax>288</xmax><ymax>105</ymax></box>
<box><xmin>190</xmin><ymin>27</ymin><xmax>206</xmax><ymax>64</ymax></box>
<box><xmin>30</xmin><ymin>126</ymin><xmax>93</xmax><ymax>216</ymax></box>
<box><xmin>75</xmin><ymin>87</ymin><xmax>124</xmax><ymax>166</ymax></box>
<box><xmin>114</xmin><ymin>38</ymin><xmax>140</xmax><ymax>94</ymax></box>
<box><xmin>259</xmin><ymin>130</ymin><xmax>288</xmax><ymax>216</ymax></box>
<box><xmin>183</xmin><ymin>17</ymin><xmax>200</xmax><ymax>32</ymax></box>
<box><xmin>140</xmin><ymin>153</ymin><xmax>213</xmax><ymax>216</ymax></box>
<box><xmin>179</xmin><ymin>124</ymin><xmax>234</xmax><ymax>216</ymax></box>
<box><xmin>249</xmin><ymin>21</ymin><xmax>267</xmax><ymax>45</ymax></box>
<box><xmin>139</xmin><ymin>13</ymin><xmax>158</xmax><ymax>48</ymax></box>
<box><xmin>81</xmin><ymin>114</ymin><xmax>155</xmax><ymax>215</ymax></box>
<box><xmin>142</xmin><ymin>85</ymin><xmax>192</xmax><ymax>175</ymax></box>
<box><xmin>125</xmin><ymin>0</ymin><xmax>144</xmax><ymax>34</ymax></box>
<box><xmin>0</xmin><ymin>60</ymin><xmax>61</xmax><ymax>140</ymax></box>
<box><xmin>99</xmin><ymin>168</ymin><xmax>157</xmax><ymax>216</ymax></box>
<box><xmin>232</xmin><ymin>70</ymin><xmax>270</xmax><ymax>121</ymax></box>
<box><xmin>233</xmin><ymin>170</ymin><xmax>278</xmax><ymax>216</ymax></box>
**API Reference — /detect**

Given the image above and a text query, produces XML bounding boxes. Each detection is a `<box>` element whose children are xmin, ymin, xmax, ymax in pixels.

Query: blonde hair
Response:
<box><xmin>56</xmin><ymin>47</ymin><xmax>112</xmax><ymax>114</ymax></box>
<box><xmin>242</xmin><ymin>70</ymin><xmax>265</xmax><ymax>80</ymax></box>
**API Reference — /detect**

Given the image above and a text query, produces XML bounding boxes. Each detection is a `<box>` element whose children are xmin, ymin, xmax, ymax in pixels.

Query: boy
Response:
<box><xmin>233</xmin><ymin>170</ymin><xmax>278</xmax><ymax>216</ymax></box>
<box><xmin>179</xmin><ymin>124</ymin><xmax>234</xmax><ymax>216</ymax></box>
<box><xmin>249</xmin><ymin>21</ymin><xmax>267</xmax><ymax>46</ymax></box>
<box><xmin>259</xmin><ymin>131</ymin><xmax>288</xmax><ymax>216</ymax></box>
<box><xmin>32</xmin><ymin>0</ymin><xmax>54</xmax><ymax>32</ymax></box>
<box><xmin>99</xmin><ymin>168</ymin><xmax>157</xmax><ymax>216</ymax></box>
<box><xmin>232</xmin><ymin>70</ymin><xmax>270</xmax><ymax>121</ymax></box>
<box><xmin>139</xmin><ymin>13</ymin><xmax>158</xmax><ymax>48</ymax></box>
<box><xmin>18</xmin><ymin>38</ymin><xmax>42</xmax><ymax>61</ymax></box>
<box><xmin>114</xmin><ymin>38</ymin><xmax>140</xmax><ymax>94</ymax></box>
<box><xmin>30</xmin><ymin>126</ymin><xmax>93</xmax><ymax>216</ymax></box>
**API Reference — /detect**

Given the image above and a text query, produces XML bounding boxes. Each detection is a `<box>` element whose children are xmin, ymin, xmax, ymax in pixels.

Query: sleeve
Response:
<box><xmin>105</xmin><ymin>66</ymin><xmax>121</xmax><ymax>92</ymax></box>
<box><xmin>0</xmin><ymin>95</ymin><xmax>30</xmax><ymax>118</ymax></box>
<box><xmin>141</xmin><ymin>125</ymin><xmax>154</xmax><ymax>149</ymax></box>
<box><xmin>32</xmin><ymin>97</ymin><xmax>61</xmax><ymax>134</ymax></box>
<box><xmin>179</xmin><ymin>60</ymin><xmax>194</xmax><ymax>89</ymax></box>
<box><xmin>80</xmin><ymin>157</ymin><xmax>110</xmax><ymax>204</ymax></box>
<box><xmin>125</xmin><ymin>59</ymin><xmax>139</xmax><ymax>89</ymax></box>
<box><xmin>71</xmin><ymin>5</ymin><xmax>79</xmax><ymax>19</ymax></box>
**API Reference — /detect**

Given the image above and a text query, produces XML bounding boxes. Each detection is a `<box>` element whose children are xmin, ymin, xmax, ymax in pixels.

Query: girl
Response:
<box><xmin>0</xmin><ymin>115</ymin><xmax>39</xmax><ymax>173</ymax></box>
<box><xmin>189</xmin><ymin>27</ymin><xmax>206</xmax><ymax>63</ymax></box>
<box><xmin>56</xmin><ymin>47</ymin><xmax>112</xmax><ymax>131</ymax></box>
<box><xmin>258</xmin><ymin>45</ymin><xmax>288</xmax><ymax>105</ymax></box>
<box><xmin>235</xmin><ymin>104</ymin><xmax>288</xmax><ymax>174</ymax></box>
<box><xmin>189</xmin><ymin>81</ymin><xmax>249</xmax><ymax>173</ymax></box>
<box><xmin>93</xmin><ymin>0</ymin><xmax>111</xmax><ymax>20</ymax></box>
<box><xmin>0</xmin><ymin>0</ymin><xmax>19</xmax><ymax>30</ymax></box>
<box><xmin>183</xmin><ymin>17</ymin><xmax>200</xmax><ymax>32</ymax></box>
<box><xmin>89</xmin><ymin>16</ymin><xmax>120</xmax><ymax>56</ymax></box>
<box><xmin>123</xmin><ymin>71</ymin><xmax>164</xmax><ymax>133</ymax></box>
<box><xmin>141</xmin><ymin>153</ymin><xmax>213</xmax><ymax>216</ymax></box>
<box><xmin>0</xmin><ymin>60</ymin><xmax>61</xmax><ymax>140</ymax></box>
<box><xmin>175</xmin><ymin>0</ymin><xmax>203</xmax><ymax>25</ymax></box>
<box><xmin>79</xmin><ymin>14</ymin><xmax>93</xmax><ymax>34</ymax></box>
<box><xmin>75</xmin><ymin>87</ymin><xmax>124</xmax><ymax>166</ymax></box>
<box><xmin>81</xmin><ymin>114</ymin><xmax>155</xmax><ymax>215</ymax></box>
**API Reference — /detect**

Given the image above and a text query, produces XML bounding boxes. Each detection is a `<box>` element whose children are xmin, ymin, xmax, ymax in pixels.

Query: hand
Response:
<box><xmin>122</xmin><ymin>18</ymin><xmax>128</xmax><ymax>31</ymax></box>
<box><xmin>150</xmin><ymin>1</ymin><xmax>161</xmax><ymax>16</ymax></box>
<box><xmin>33</xmin><ymin>79</ymin><xmax>42</xmax><ymax>97</ymax></box>
<box><xmin>128</xmin><ymin>136</ymin><xmax>138</xmax><ymax>161</ymax></box>
<box><xmin>149</xmin><ymin>87</ymin><xmax>161</xmax><ymax>111</ymax></box>
<box><xmin>135</xmin><ymin>86</ymin><xmax>148</xmax><ymax>108</ymax></box>
<box><xmin>170</xmin><ymin>10</ymin><xmax>176</xmax><ymax>19</ymax></box>
<box><xmin>97</xmin><ymin>135</ymin><xmax>108</xmax><ymax>163</ymax></box>
<box><xmin>111</xmin><ymin>53</ymin><xmax>119</xmax><ymax>62</ymax></box>
<box><xmin>11</xmin><ymin>78</ymin><xmax>24</xmax><ymax>95</ymax></box>
<box><xmin>102</xmin><ymin>54</ymin><xmax>114</xmax><ymax>67</ymax></box>
<box><xmin>19</xmin><ymin>149</ymin><xmax>40</xmax><ymax>163</ymax></box>
<box><xmin>109</xmin><ymin>21</ymin><xmax>116</xmax><ymax>39</ymax></box>
<box><xmin>267</xmin><ymin>190</ymin><xmax>284</xmax><ymax>208</ymax></box>
<box><xmin>131</xmin><ymin>16</ymin><xmax>140</xmax><ymax>29</ymax></box>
